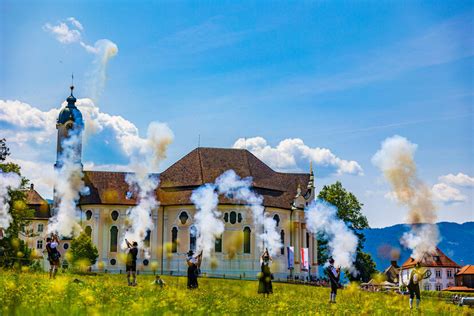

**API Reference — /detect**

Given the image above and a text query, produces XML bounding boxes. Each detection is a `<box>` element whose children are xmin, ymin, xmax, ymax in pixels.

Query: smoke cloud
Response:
<box><xmin>191</xmin><ymin>184</ymin><xmax>224</xmax><ymax>258</ymax></box>
<box><xmin>215</xmin><ymin>170</ymin><xmax>282</xmax><ymax>256</ymax></box>
<box><xmin>372</xmin><ymin>135</ymin><xmax>439</xmax><ymax>260</ymax></box>
<box><xmin>48</xmin><ymin>134</ymin><xmax>88</xmax><ymax>237</ymax></box>
<box><xmin>0</xmin><ymin>172</ymin><xmax>22</xmax><ymax>230</ymax></box>
<box><xmin>305</xmin><ymin>199</ymin><xmax>358</xmax><ymax>272</ymax></box>
<box><xmin>122</xmin><ymin>122</ymin><xmax>174</xmax><ymax>257</ymax></box>
<box><xmin>43</xmin><ymin>17</ymin><xmax>119</xmax><ymax>102</ymax></box>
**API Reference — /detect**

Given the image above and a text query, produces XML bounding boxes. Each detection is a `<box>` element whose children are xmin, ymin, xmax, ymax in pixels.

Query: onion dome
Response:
<box><xmin>57</xmin><ymin>85</ymin><xmax>84</xmax><ymax>127</ymax></box>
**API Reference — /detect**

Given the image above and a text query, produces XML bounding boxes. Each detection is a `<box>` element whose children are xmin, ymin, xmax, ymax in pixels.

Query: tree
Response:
<box><xmin>0</xmin><ymin>139</ymin><xmax>34</xmax><ymax>269</ymax></box>
<box><xmin>0</xmin><ymin>138</ymin><xmax>10</xmax><ymax>161</ymax></box>
<box><xmin>317</xmin><ymin>181</ymin><xmax>377</xmax><ymax>282</ymax></box>
<box><xmin>69</xmin><ymin>232</ymin><xmax>99</xmax><ymax>270</ymax></box>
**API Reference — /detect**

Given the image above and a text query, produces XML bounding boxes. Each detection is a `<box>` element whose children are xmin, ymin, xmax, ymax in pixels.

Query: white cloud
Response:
<box><xmin>67</xmin><ymin>17</ymin><xmax>83</xmax><ymax>31</ymax></box>
<box><xmin>43</xmin><ymin>21</ymin><xmax>82</xmax><ymax>44</ymax></box>
<box><xmin>232</xmin><ymin>136</ymin><xmax>363</xmax><ymax>175</ymax></box>
<box><xmin>0</xmin><ymin>98</ymin><xmax>160</xmax><ymax>199</ymax></box>
<box><xmin>432</xmin><ymin>183</ymin><xmax>466</xmax><ymax>203</ymax></box>
<box><xmin>438</xmin><ymin>173</ymin><xmax>474</xmax><ymax>187</ymax></box>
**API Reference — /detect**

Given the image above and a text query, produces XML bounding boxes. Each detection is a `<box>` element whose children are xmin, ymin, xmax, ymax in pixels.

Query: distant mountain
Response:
<box><xmin>362</xmin><ymin>222</ymin><xmax>474</xmax><ymax>271</ymax></box>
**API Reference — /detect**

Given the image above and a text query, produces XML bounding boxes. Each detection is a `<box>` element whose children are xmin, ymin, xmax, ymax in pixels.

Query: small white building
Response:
<box><xmin>399</xmin><ymin>247</ymin><xmax>460</xmax><ymax>291</ymax></box>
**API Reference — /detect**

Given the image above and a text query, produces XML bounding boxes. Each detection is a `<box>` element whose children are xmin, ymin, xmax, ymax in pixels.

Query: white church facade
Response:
<box><xmin>22</xmin><ymin>87</ymin><xmax>318</xmax><ymax>279</ymax></box>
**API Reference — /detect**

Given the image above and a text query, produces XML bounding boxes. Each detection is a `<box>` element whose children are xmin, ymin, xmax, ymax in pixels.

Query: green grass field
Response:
<box><xmin>0</xmin><ymin>272</ymin><xmax>471</xmax><ymax>315</ymax></box>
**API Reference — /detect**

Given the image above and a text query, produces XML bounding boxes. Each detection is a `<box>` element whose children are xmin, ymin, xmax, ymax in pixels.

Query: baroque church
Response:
<box><xmin>21</xmin><ymin>87</ymin><xmax>318</xmax><ymax>279</ymax></box>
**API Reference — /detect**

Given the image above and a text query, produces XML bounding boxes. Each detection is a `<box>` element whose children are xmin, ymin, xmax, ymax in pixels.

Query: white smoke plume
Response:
<box><xmin>43</xmin><ymin>17</ymin><xmax>119</xmax><ymax>102</ymax></box>
<box><xmin>48</xmin><ymin>133</ymin><xmax>88</xmax><ymax>237</ymax></box>
<box><xmin>305</xmin><ymin>199</ymin><xmax>358</xmax><ymax>272</ymax></box>
<box><xmin>85</xmin><ymin>39</ymin><xmax>119</xmax><ymax>102</ymax></box>
<box><xmin>122</xmin><ymin>122</ymin><xmax>174</xmax><ymax>257</ymax></box>
<box><xmin>215</xmin><ymin>170</ymin><xmax>282</xmax><ymax>256</ymax></box>
<box><xmin>372</xmin><ymin>135</ymin><xmax>439</xmax><ymax>260</ymax></box>
<box><xmin>0</xmin><ymin>172</ymin><xmax>22</xmax><ymax>230</ymax></box>
<box><xmin>190</xmin><ymin>184</ymin><xmax>224</xmax><ymax>258</ymax></box>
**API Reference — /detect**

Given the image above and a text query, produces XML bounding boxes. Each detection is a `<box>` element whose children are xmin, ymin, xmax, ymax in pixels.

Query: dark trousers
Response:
<box><xmin>187</xmin><ymin>264</ymin><xmax>198</xmax><ymax>289</ymax></box>
<box><xmin>330</xmin><ymin>281</ymin><xmax>338</xmax><ymax>295</ymax></box>
<box><xmin>408</xmin><ymin>284</ymin><xmax>420</xmax><ymax>300</ymax></box>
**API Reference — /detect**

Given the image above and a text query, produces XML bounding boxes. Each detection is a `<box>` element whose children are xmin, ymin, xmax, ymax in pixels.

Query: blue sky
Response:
<box><xmin>1</xmin><ymin>0</ymin><xmax>473</xmax><ymax>227</ymax></box>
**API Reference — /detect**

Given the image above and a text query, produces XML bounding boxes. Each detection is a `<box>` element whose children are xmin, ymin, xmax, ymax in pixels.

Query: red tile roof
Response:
<box><xmin>79</xmin><ymin>147</ymin><xmax>309</xmax><ymax>210</ymax></box>
<box><xmin>24</xmin><ymin>188</ymin><xmax>51</xmax><ymax>219</ymax></box>
<box><xmin>401</xmin><ymin>247</ymin><xmax>460</xmax><ymax>269</ymax></box>
<box><xmin>443</xmin><ymin>286</ymin><xmax>474</xmax><ymax>292</ymax></box>
<box><xmin>457</xmin><ymin>265</ymin><xmax>474</xmax><ymax>276</ymax></box>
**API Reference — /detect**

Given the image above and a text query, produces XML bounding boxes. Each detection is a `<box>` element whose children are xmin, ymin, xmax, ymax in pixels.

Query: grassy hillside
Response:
<box><xmin>0</xmin><ymin>272</ymin><xmax>470</xmax><ymax>315</ymax></box>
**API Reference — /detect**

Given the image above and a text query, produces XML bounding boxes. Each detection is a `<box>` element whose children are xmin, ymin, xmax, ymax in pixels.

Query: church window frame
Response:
<box><xmin>85</xmin><ymin>226</ymin><xmax>92</xmax><ymax>238</ymax></box>
<box><xmin>111</xmin><ymin>210</ymin><xmax>119</xmax><ymax>221</ymax></box>
<box><xmin>243</xmin><ymin>226</ymin><xmax>251</xmax><ymax>254</ymax></box>
<box><xmin>273</xmin><ymin>214</ymin><xmax>280</xmax><ymax>227</ymax></box>
<box><xmin>280</xmin><ymin>230</ymin><xmax>285</xmax><ymax>255</ymax></box>
<box><xmin>230</xmin><ymin>211</ymin><xmax>237</xmax><ymax>224</ymax></box>
<box><xmin>215</xmin><ymin>235</ymin><xmax>222</xmax><ymax>253</ymax></box>
<box><xmin>179</xmin><ymin>211</ymin><xmax>189</xmax><ymax>225</ymax></box>
<box><xmin>110</xmin><ymin>226</ymin><xmax>118</xmax><ymax>253</ymax></box>
<box><xmin>171</xmin><ymin>227</ymin><xmax>178</xmax><ymax>253</ymax></box>
<box><xmin>86</xmin><ymin>210</ymin><xmax>93</xmax><ymax>221</ymax></box>
<box><xmin>189</xmin><ymin>226</ymin><xmax>197</xmax><ymax>252</ymax></box>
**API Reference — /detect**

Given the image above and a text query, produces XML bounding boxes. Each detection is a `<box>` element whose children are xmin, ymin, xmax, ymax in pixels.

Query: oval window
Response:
<box><xmin>238</xmin><ymin>213</ymin><xmax>243</xmax><ymax>223</ymax></box>
<box><xmin>111</xmin><ymin>211</ymin><xmax>119</xmax><ymax>221</ymax></box>
<box><xmin>230</xmin><ymin>211</ymin><xmax>237</xmax><ymax>224</ymax></box>
<box><xmin>179</xmin><ymin>212</ymin><xmax>189</xmax><ymax>225</ymax></box>
<box><xmin>143</xmin><ymin>259</ymin><xmax>149</xmax><ymax>266</ymax></box>
<box><xmin>110</xmin><ymin>259</ymin><xmax>116</xmax><ymax>265</ymax></box>
<box><xmin>63</xmin><ymin>243</ymin><xmax>69</xmax><ymax>250</ymax></box>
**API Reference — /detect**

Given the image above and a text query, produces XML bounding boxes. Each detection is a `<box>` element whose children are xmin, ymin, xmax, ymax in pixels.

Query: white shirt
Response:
<box><xmin>50</xmin><ymin>242</ymin><xmax>58</xmax><ymax>249</ymax></box>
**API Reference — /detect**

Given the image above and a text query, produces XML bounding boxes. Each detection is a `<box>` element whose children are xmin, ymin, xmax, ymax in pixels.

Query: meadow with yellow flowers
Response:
<box><xmin>0</xmin><ymin>272</ymin><xmax>470</xmax><ymax>315</ymax></box>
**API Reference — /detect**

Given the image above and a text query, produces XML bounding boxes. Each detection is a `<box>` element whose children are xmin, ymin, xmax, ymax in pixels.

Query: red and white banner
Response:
<box><xmin>300</xmin><ymin>247</ymin><xmax>309</xmax><ymax>271</ymax></box>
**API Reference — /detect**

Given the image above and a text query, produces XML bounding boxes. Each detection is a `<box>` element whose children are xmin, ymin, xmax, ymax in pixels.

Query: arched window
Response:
<box><xmin>189</xmin><ymin>226</ymin><xmax>197</xmax><ymax>251</ymax></box>
<box><xmin>171</xmin><ymin>227</ymin><xmax>178</xmax><ymax>253</ymax></box>
<box><xmin>238</xmin><ymin>213</ymin><xmax>243</xmax><ymax>223</ymax></box>
<box><xmin>243</xmin><ymin>227</ymin><xmax>251</xmax><ymax>254</ymax></box>
<box><xmin>273</xmin><ymin>214</ymin><xmax>280</xmax><ymax>227</ymax></box>
<box><xmin>110</xmin><ymin>226</ymin><xmax>118</xmax><ymax>252</ymax></box>
<box><xmin>111</xmin><ymin>211</ymin><xmax>119</xmax><ymax>221</ymax></box>
<box><xmin>224</xmin><ymin>213</ymin><xmax>229</xmax><ymax>222</ymax></box>
<box><xmin>85</xmin><ymin>226</ymin><xmax>92</xmax><ymax>238</ymax></box>
<box><xmin>280</xmin><ymin>230</ymin><xmax>285</xmax><ymax>255</ymax></box>
<box><xmin>230</xmin><ymin>211</ymin><xmax>237</xmax><ymax>224</ymax></box>
<box><xmin>215</xmin><ymin>235</ymin><xmax>222</xmax><ymax>253</ymax></box>
<box><xmin>179</xmin><ymin>211</ymin><xmax>189</xmax><ymax>225</ymax></box>
<box><xmin>86</xmin><ymin>210</ymin><xmax>92</xmax><ymax>220</ymax></box>
<box><xmin>144</xmin><ymin>230</ymin><xmax>151</xmax><ymax>248</ymax></box>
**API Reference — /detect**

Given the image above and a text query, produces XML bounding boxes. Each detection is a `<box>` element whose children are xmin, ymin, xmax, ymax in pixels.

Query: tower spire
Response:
<box><xmin>70</xmin><ymin>73</ymin><xmax>75</xmax><ymax>96</ymax></box>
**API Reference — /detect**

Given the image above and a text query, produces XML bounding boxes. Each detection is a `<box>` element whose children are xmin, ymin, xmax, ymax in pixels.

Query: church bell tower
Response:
<box><xmin>55</xmin><ymin>84</ymin><xmax>84</xmax><ymax>169</ymax></box>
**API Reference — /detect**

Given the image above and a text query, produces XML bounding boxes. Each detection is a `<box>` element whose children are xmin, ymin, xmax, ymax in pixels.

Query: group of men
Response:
<box><xmin>44</xmin><ymin>234</ymin><xmax>426</xmax><ymax>309</ymax></box>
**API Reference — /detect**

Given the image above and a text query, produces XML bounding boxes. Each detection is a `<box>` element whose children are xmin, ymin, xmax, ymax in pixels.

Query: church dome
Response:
<box><xmin>57</xmin><ymin>86</ymin><xmax>84</xmax><ymax>126</ymax></box>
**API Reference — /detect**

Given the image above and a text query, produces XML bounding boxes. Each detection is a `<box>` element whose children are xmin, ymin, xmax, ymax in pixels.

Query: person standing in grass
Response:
<box><xmin>407</xmin><ymin>263</ymin><xmax>430</xmax><ymax>309</ymax></box>
<box><xmin>186</xmin><ymin>250</ymin><xmax>202</xmax><ymax>289</ymax></box>
<box><xmin>125</xmin><ymin>239</ymin><xmax>138</xmax><ymax>286</ymax></box>
<box><xmin>326</xmin><ymin>258</ymin><xmax>340</xmax><ymax>303</ymax></box>
<box><xmin>45</xmin><ymin>234</ymin><xmax>61</xmax><ymax>279</ymax></box>
<box><xmin>258</xmin><ymin>249</ymin><xmax>273</xmax><ymax>297</ymax></box>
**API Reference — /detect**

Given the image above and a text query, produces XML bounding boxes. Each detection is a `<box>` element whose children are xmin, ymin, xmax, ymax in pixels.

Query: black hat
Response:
<box><xmin>187</xmin><ymin>250</ymin><xmax>194</xmax><ymax>256</ymax></box>
<box><xmin>328</xmin><ymin>258</ymin><xmax>335</xmax><ymax>264</ymax></box>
